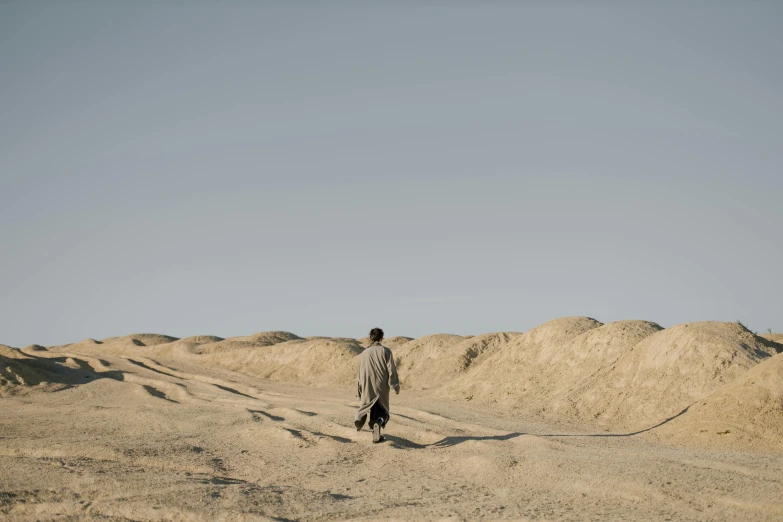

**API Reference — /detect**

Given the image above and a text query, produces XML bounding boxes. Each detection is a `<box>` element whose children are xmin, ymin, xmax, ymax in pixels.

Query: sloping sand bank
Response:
<box><xmin>2</xmin><ymin>348</ymin><xmax>783</xmax><ymax>521</ymax></box>
<box><xmin>2</xmin><ymin>320</ymin><xmax>783</xmax><ymax>519</ymax></box>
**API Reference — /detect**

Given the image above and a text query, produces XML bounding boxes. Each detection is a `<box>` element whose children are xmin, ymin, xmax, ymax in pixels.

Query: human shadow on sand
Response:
<box><xmin>535</xmin><ymin>406</ymin><xmax>691</xmax><ymax>438</ymax></box>
<box><xmin>381</xmin><ymin>406</ymin><xmax>690</xmax><ymax>449</ymax></box>
<box><xmin>383</xmin><ymin>433</ymin><xmax>522</xmax><ymax>449</ymax></box>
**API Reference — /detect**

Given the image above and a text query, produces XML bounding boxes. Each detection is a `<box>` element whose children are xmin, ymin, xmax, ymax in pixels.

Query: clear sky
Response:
<box><xmin>1</xmin><ymin>2</ymin><xmax>782</xmax><ymax>347</ymax></box>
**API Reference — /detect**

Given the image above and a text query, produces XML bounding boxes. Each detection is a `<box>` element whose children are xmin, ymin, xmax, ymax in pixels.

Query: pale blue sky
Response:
<box><xmin>1</xmin><ymin>2</ymin><xmax>781</xmax><ymax>347</ymax></box>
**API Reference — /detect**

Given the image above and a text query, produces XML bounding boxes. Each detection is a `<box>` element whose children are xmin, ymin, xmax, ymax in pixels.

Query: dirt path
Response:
<box><xmin>2</xmin><ymin>350</ymin><xmax>782</xmax><ymax>520</ymax></box>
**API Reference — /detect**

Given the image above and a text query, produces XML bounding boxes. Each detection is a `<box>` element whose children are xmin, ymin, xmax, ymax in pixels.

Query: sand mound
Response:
<box><xmin>6</xmin><ymin>316</ymin><xmax>780</xmax><ymax>450</ymax></box>
<box><xmin>505</xmin><ymin>320</ymin><xmax>663</xmax><ymax>412</ymax></box>
<box><xmin>357</xmin><ymin>336</ymin><xmax>413</xmax><ymax>348</ymax></box>
<box><xmin>526</xmin><ymin>316</ymin><xmax>604</xmax><ymax>357</ymax></box>
<box><xmin>442</xmin><ymin>317</ymin><xmax>603</xmax><ymax>403</ymax></box>
<box><xmin>44</xmin><ymin>338</ymin><xmax>100</xmax><ymax>351</ymax></box>
<box><xmin>5</xmin><ymin>339</ymin><xmax>783</xmax><ymax>520</ymax></box>
<box><xmin>0</xmin><ymin>350</ymin><xmax>69</xmax><ymax>395</ymax></box>
<box><xmin>1</xmin><ymin>356</ymin><xmax>41</xmax><ymax>394</ymax></box>
<box><xmin>453</xmin><ymin>332</ymin><xmax>523</xmax><ymax>370</ymax></box>
<box><xmin>242</xmin><ymin>331</ymin><xmax>302</xmax><ymax>346</ymax></box>
<box><xmin>122</xmin><ymin>334</ymin><xmax>180</xmax><ymax>346</ymax></box>
<box><xmin>393</xmin><ymin>334</ymin><xmax>465</xmax><ymax>358</ymax></box>
<box><xmin>186</xmin><ymin>333</ymin><xmax>299</xmax><ymax>355</ymax></box>
<box><xmin>126</xmin><ymin>338</ymin><xmax>146</xmax><ymax>347</ymax></box>
<box><xmin>546</xmin><ymin>319</ymin><xmax>661</xmax><ymax>377</ymax></box>
<box><xmin>382</xmin><ymin>336</ymin><xmax>414</xmax><ymax>348</ymax></box>
<box><xmin>188</xmin><ymin>339</ymin><xmax>259</xmax><ymax>354</ymax></box>
<box><xmin>397</xmin><ymin>333</ymin><xmax>521</xmax><ymax>390</ymax></box>
<box><xmin>198</xmin><ymin>337</ymin><xmax>363</xmax><ymax>385</ymax></box>
<box><xmin>761</xmin><ymin>333</ymin><xmax>783</xmax><ymax>344</ymax></box>
<box><xmin>654</xmin><ymin>352</ymin><xmax>783</xmax><ymax>450</ymax></box>
<box><xmin>393</xmin><ymin>334</ymin><xmax>465</xmax><ymax>387</ymax></box>
<box><xmin>544</xmin><ymin>320</ymin><xmax>662</xmax><ymax>368</ymax></box>
<box><xmin>0</xmin><ymin>345</ymin><xmax>24</xmax><ymax>358</ymax></box>
<box><xmin>179</xmin><ymin>335</ymin><xmax>225</xmax><ymax>344</ymax></box>
<box><xmin>569</xmin><ymin>322</ymin><xmax>779</xmax><ymax>429</ymax></box>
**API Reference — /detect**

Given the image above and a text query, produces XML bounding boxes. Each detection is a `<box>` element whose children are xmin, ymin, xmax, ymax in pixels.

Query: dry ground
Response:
<box><xmin>2</xmin><ymin>349</ymin><xmax>782</xmax><ymax>521</ymax></box>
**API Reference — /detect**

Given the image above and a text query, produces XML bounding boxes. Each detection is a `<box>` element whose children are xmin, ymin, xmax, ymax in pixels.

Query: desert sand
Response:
<box><xmin>2</xmin><ymin>318</ymin><xmax>783</xmax><ymax>520</ymax></box>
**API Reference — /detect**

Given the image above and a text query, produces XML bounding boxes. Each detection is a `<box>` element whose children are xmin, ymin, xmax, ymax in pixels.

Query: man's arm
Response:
<box><xmin>387</xmin><ymin>350</ymin><xmax>400</xmax><ymax>394</ymax></box>
<box><xmin>357</xmin><ymin>355</ymin><xmax>364</xmax><ymax>398</ymax></box>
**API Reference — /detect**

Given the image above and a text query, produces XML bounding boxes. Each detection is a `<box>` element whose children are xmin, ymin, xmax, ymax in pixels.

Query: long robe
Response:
<box><xmin>354</xmin><ymin>342</ymin><xmax>400</xmax><ymax>430</ymax></box>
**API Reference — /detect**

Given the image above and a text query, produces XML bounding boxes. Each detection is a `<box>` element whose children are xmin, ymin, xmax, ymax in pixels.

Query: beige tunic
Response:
<box><xmin>354</xmin><ymin>343</ymin><xmax>400</xmax><ymax>429</ymax></box>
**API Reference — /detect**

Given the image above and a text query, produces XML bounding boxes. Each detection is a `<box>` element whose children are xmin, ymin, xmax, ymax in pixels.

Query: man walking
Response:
<box><xmin>355</xmin><ymin>328</ymin><xmax>400</xmax><ymax>443</ymax></box>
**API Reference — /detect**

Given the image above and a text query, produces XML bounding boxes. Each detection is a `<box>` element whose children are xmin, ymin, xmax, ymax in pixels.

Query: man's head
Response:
<box><xmin>369</xmin><ymin>328</ymin><xmax>384</xmax><ymax>344</ymax></box>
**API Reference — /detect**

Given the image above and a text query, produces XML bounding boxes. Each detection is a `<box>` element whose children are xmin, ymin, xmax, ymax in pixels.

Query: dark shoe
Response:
<box><xmin>372</xmin><ymin>422</ymin><xmax>381</xmax><ymax>443</ymax></box>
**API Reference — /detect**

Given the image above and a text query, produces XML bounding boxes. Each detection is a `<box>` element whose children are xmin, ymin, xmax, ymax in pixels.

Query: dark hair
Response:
<box><xmin>369</xmin><ymin>328</ymin><xmax>384</xmax><ymax>343</ymax></box>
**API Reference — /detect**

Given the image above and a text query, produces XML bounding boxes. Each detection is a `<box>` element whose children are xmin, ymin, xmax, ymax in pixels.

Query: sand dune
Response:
<box><xmin>392</xmin><ymin>333</ymin><xmax>467</xmax><ymax>388</ymax></box>
<box><xmin>1</xmin><ymin>345</ymin><xmax>86</xmax><ymax>396</ymax></box>
<box><xmin>3</xmin><ymin>319</ymin><xmax>783</xmax><ymax>519</ymax></box>
<box><xmin>7</xmin><ymin>320</ymin><xmax>781</xmax><ymax>447</ymax></box>
<box><xmin>654</xmin><ymin>351</ymin><xmax>783</xmax><ymax>450</ymax></box>
<box><xmin>437</xmin><ymin>317</ymin><xmax>603</xmax><ymax>406</ymax></box>
<box><xmin>357</xmin><ymin>335</ymin><xmax>413</xmax><ymax>348</ymax></box>
<box><xmin>396</xmin><ymin>332</ymin><xmax>522</xmax><ymax>390</ymax></box>
<box><xmin>763</xmin><ymin>333</ymin><xmax>783</xmax><ymax>343</ymax></box>
<box><xmin>568</xmin><ymin>322</ymin><xmax>779</xmax><ymax>429</ymax></box>
<box><xmin>117</xmin><ymin>333</ymin><xmax>180</xmax><ymax>346</ymax></box>
<box><xmin>197</xmin><ymin>337</ymin><xmax>364</xmax><ymax>386</ymax></box>
<box><xmin>516</xmin><ymin>320</ymin><xmax>664</xmax><ymax>419</ymax></box>
<box><xmin>179</xmin><ymin>335</ymin><xmax>225</xmax><ymax>344</ymax></box>
<box><xmin>3</xmin><ymin>333</ymin><xmax>783</xmax><ymax>520</ymax></box>
<box><xmin>179</xmin><ymin>331</ymin><xmax>300</xmax><ymax>355</ymax></box>
<box><xmin>70</xmin><ymin>337</ymin><xmax>103</xmax><ymax>347</ymax></box>
<box><xmin>234</xmin><ymin>331</ymin><xmax>301</xmax><ymax>346</ymax></box>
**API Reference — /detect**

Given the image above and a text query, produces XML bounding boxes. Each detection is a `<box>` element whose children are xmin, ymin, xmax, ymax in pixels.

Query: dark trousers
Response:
<box><xmin>369</xmin><ymin>402</ymin><xmax>388</xmax><ymax>428</ymax></box>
